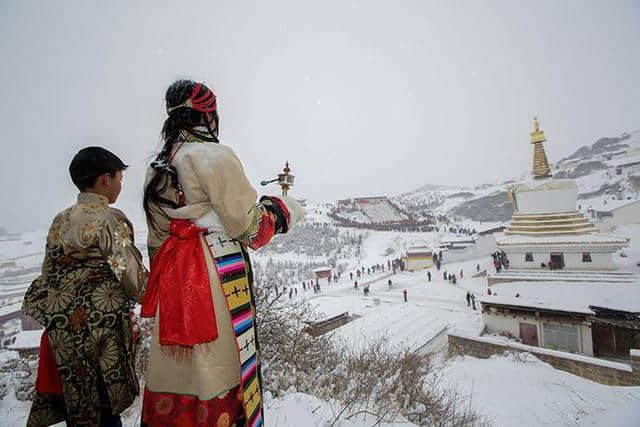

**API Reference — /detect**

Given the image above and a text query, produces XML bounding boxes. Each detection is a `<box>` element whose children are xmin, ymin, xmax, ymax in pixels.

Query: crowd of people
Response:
<box><xmin>446</xmin><ymin>226</ymin><xmax>477</xmax><ymax>236</ymax></box>
<box><xmin>492</xmin><ymin>250</ymin><xmax>510</xmax><ymax>273</ymax></box>
<box><xmin>327</xmin><ymin>211</ymin><xmax>441</xmax><ymax>232</ymax></box>
<box><xmin>263</xmin><ymin>257</ymin><xmax>405</xmax><ymax>301</ymax></box>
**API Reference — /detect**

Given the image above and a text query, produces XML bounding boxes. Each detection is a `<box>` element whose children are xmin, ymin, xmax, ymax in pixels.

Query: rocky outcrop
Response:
<box><xmin>448</xmin><ymin>192</ymin><xmax>512</xmax><ymax>222</ymax></box>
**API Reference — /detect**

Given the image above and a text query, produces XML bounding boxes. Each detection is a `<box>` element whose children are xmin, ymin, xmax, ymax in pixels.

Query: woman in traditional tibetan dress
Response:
<box><xmin>141</xmin><ymin>79</ymin><xmax>303</xmax><ymax>426</ymax></box>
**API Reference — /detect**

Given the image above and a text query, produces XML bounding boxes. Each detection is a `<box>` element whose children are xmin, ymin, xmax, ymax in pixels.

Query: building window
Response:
<box><xmin>582</xmin><ymin>252</ymin><xmax>592</xmax><ymax>263</ymax></box>
<box><xmin>525</xmin><ymin>252</ymin><xmax>533</xmax><ymax>262</ymax></box>
<box><xmin>543</xmin><ymin>323</ymin><xmax>579</xmax><ymax>353</ymax></box>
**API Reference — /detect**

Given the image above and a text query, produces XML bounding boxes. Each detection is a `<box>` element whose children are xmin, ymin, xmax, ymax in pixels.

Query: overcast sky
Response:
<box><xmin>1</xmin><ymin>0</ymin><xmax>639</xmax><ymax>231</ymax></box>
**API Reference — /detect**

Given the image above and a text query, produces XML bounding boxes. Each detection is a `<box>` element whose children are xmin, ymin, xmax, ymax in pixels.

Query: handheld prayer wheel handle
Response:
<box><xmin>262</xmin><ymin>162</ymin><xmax>294</xmax><ymax>196</ymax></box>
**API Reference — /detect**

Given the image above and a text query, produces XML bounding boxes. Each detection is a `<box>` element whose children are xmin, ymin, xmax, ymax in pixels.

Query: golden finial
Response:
<box><xmin>530</xmin><ymin>116</ymin><xmax>546</xmax><ymax>144</ymax></box>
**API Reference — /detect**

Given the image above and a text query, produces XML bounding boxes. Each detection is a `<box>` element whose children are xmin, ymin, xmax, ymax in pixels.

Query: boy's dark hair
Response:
<box><xmin>69</xmin><ymin>147</ymin><xmax>129</xmax><ymax>191</ymax></box>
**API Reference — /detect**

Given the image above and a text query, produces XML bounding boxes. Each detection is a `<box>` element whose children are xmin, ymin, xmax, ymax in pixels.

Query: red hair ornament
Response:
<box><xmin>167</xmin><ymin>83</ymin><xmax>217</xmax><ymax>114</ymax></box>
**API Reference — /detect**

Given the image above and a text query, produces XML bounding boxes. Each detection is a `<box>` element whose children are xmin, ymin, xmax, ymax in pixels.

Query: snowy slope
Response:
<box><xmin>438</xmin><ymin>353</ymin><xmax>640</xmax><ymax>427</ymax></box>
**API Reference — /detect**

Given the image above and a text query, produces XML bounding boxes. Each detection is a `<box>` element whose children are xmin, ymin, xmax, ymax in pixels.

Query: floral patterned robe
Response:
<box><xmin>22</xmin><ymin>193</ymin><xmax>148</xmax><ymax>426</ymax></box>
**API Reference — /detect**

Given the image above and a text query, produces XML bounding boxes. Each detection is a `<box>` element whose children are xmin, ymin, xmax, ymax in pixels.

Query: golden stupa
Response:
<box><xmin>530</xmin><ymin>117</ymin><xmax>551</xmax><ymax>179</ymax></box>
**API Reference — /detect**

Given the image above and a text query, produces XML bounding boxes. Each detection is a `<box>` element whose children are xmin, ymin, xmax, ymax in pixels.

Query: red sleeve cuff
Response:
<box><xmin>269</xmin><ymin>196</ymin><xmax>291</xmax><ymax>231</ymax></box>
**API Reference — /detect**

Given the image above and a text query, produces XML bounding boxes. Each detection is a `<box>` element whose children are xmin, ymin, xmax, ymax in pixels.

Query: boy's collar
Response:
<box><xmin>77</xmin><ymin>192</ymin><xmax>109</xmax><ymax>206</ymax></box>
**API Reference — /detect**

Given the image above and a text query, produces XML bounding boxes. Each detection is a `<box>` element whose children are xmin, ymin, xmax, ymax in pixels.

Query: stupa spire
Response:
<box><xmin>530</xmin><ymin>116</ymin><xmax>551</xmax><ymax>179</ymax></box>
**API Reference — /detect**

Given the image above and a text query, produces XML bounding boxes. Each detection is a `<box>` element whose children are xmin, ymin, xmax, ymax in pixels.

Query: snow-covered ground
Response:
<box><xmin>438</xmin><ymin>353</ymin><xmax>640</xmax><ymax>427</ymax></box>
<box><xmin>287</xmin><ymin>227</ymin><xmax>640</xmax><ymax>426</ymax></box>
<box><xmin>2</xmin><ymin>200</ymin><xmax>640</xmax><ymax>426</ymax></box>
<box><xmin>0</xmin><ymin>387</ymin><xmax>31</xmax><ymax>427</ymax></box>
<box><xmin>303</xmin><ymin>267</ymin><xmax>486</xmax><ymax>352</ymax></box>
<box><xmin>614</xmin><ymin>224</ymin><xmax>640</xmax><ymax>274</ymax></box>
<box><xmin>265</xmin><ymin>392</ymin><xmax>416</xmax><ymax>427</ymax></box>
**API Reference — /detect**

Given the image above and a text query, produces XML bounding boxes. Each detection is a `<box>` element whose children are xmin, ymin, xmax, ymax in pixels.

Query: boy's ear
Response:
<box><xmin>95</xmin><ymin>173</ymin><xmax>109</xmax><ymax>188</ymax></box>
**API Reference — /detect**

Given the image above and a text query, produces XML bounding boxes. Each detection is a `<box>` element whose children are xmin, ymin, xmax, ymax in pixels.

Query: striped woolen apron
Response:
<box><xmin>205</xmin><ymin>231</ymin><xmax>263</xmax><ymax>427</ymax></box>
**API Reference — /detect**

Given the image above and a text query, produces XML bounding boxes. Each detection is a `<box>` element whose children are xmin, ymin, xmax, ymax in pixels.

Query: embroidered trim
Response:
<box><xmin>204</xmin><ymin>231</ymin><xmax>263</xmax><ymax>427</ymax></box>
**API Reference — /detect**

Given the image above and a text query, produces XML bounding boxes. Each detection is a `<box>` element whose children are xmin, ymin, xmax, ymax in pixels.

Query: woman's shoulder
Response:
<box><xmin>178</xmin><ymin>142</ymin><xmax>239</xmax><ymax>165</ymax></box>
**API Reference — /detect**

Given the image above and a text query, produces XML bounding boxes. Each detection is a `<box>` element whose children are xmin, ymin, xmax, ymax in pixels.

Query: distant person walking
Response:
<box><xmin>403</xmin><ymin>289</ymin><xmax>408</xmax><ymax>302</ymax></box>
<box><xmin>427</xmin><ymin>271</ymin><xmax>431</xmax><ymax>282</ymax></box>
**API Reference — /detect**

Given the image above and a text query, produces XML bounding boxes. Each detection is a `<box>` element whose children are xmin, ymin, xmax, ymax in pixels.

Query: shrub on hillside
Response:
<box><xmin>256</xmin><ymin>291</ymin><xmax>487</xmax><ymax>426</ymax></box>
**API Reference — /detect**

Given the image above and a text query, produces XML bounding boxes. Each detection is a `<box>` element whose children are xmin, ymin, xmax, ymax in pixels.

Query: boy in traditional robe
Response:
<box><xmin>23</xmin><ymin>147</ymin><xmax>148</xmax><ymax>427</ymax></box>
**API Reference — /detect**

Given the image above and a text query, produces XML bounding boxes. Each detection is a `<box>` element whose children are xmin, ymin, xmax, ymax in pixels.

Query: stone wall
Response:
<box><xmin>305</xmin><ymin>313</ymin><xmax>354</xmax><ymax>336</ymax></box>
<box><xmin>448</xmin><ymin>333</ymin><xmax>640</xmax><ymax>386</ymax></box>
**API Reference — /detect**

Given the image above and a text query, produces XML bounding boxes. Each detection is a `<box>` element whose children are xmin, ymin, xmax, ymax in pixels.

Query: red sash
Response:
<box><xmin>141</xmin><ymin>219</ymin><xmax>218</xmax><ymax>347</ymax></box>
<box><xmin>35</xmin><ymin>331</ymin><xmax>63</xmax><ymax>394</ymax></box>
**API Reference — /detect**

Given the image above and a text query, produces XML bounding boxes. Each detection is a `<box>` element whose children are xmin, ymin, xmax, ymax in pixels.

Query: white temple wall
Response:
<box><xmin>514</xmin><ymin>187</ymin><xmax>578</xmax><ymax>213</ymax></box>
<box><xmin>484</xmin><ymin>312</ymin><xmax>521</xmax><ymax>337</ymax></box>
<box><xmin>504</xmin><ymin>250</ymin><xmax>615</xmax><ymax>270</ymax></box>
<box><xmin>563</xmin><ymin>252</ymin><xmax>614</xmax><ymax>270</ymax></box>
<box><xmin>613</xmin><ymin>202</ymin><xmax>640</xmax><ymax>226</ymax></box>
<box><xmin>484</xmin><ymin>312</ymin><xmax>594</xmax><ymax>356</ymax></box>
<box><xmin>507</xmin><ymin>251</ymin><xmax>549</xmax><ymax>269</ymax></box>
<box><xmin>484</xmin><ymin>312</ymin><xmax>543</xmax><ymax>346</ymax></box>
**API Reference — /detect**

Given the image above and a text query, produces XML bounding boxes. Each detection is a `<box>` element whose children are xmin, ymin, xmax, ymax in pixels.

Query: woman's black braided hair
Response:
<box><xmin>143</xmin><ymin>79</ymin><xmax>219</xmax><ymax>234</ymax></box>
